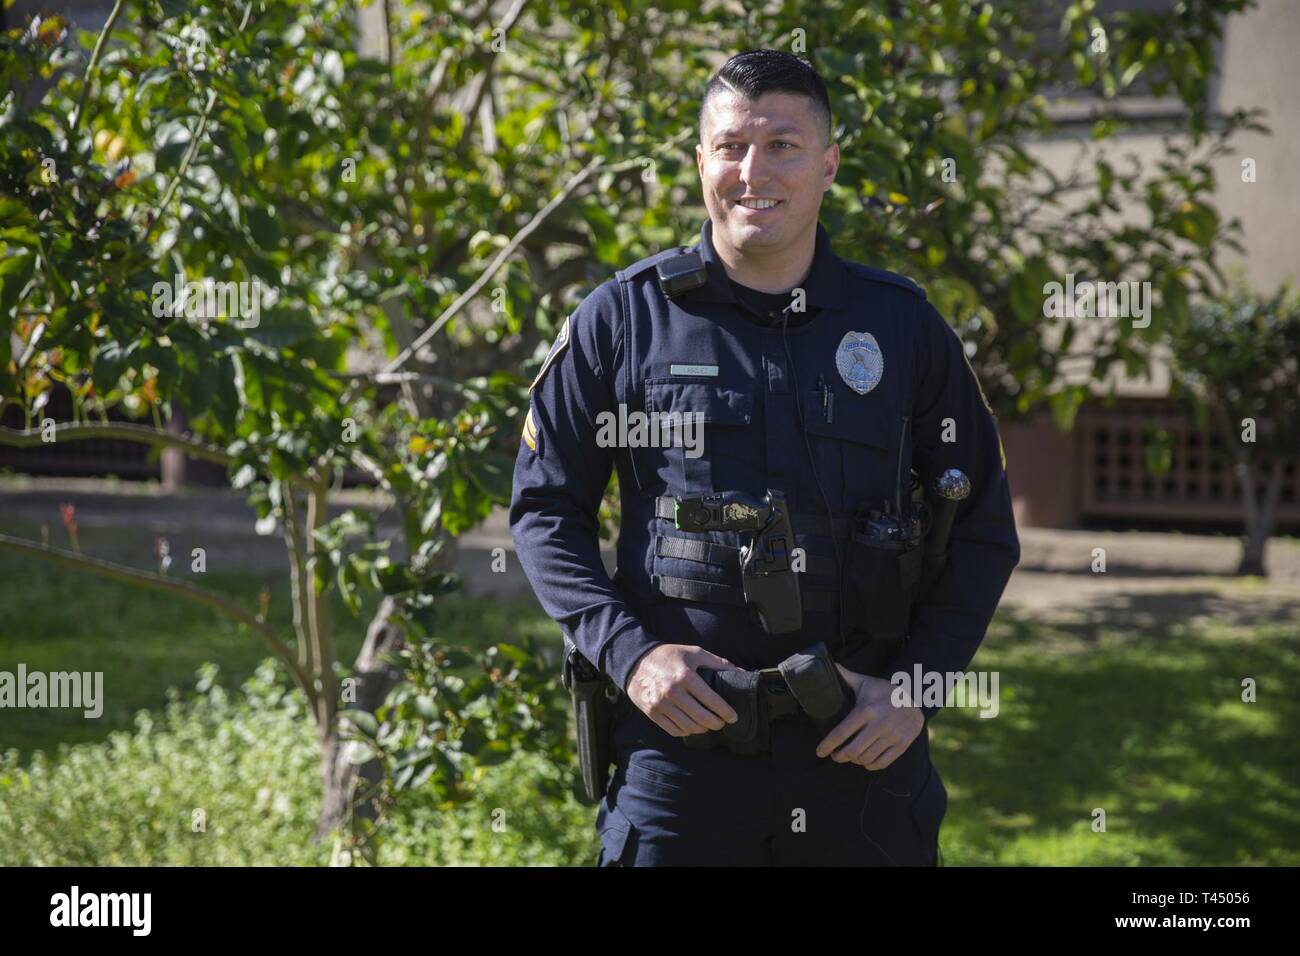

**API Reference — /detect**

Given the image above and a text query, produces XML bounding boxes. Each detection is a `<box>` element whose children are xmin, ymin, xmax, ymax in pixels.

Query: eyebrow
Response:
<box><xmin>711</xmin><ymin>124</ymin><xmax>807</xmax><ymax>141</ymax></box>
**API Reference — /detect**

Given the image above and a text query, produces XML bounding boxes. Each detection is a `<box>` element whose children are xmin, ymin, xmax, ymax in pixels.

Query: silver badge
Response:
<box><xmin>835</xmin><ymin>331</ymin><xmax>884</xmax><ymax>395</ymax></box>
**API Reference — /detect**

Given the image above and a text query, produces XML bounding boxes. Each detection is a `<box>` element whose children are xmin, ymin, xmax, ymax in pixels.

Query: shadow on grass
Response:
<box><xmin>1008</xmin><ymin>584</ymin><xmax>1300</xmax><ymax>637</ymax></box>
<box><xmin>1016</xmin><ymin>563</ymin><xmax>1223</xmax><ymax>580</ymax></box>
<box><xmin>936</xmin><ymin>601</ymin><xmax>1300</xmax><ymax>864</ymax></box>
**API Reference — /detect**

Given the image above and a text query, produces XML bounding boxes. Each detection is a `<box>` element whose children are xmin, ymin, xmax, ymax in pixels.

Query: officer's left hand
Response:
<box><xmin>815</xmin><ymin>666</ymin><xmax>924</xmax><ymax>771</ymax></box>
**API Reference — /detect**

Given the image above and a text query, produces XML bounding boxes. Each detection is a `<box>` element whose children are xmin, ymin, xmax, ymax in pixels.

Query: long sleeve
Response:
<box><xmin>890</xmin><ymin>300</ymin><xmax>1021</xmax><ymax>721</ymax></box>
<box><xmin>508</xmin><ymin>282</ymin><xmax>661</xmax><ymax>693</ymax></box>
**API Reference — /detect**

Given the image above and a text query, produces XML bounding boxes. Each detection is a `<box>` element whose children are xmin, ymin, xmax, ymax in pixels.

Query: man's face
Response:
<box><xmin>696</xmin><ymin>90</ymin><xmax>839</xmax><ymax>259</ymax></box>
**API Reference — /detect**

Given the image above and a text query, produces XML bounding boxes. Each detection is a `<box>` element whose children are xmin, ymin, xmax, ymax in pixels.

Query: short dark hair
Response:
<box><xmin>699</xmin><ymin>50</ymin><xmax>833</xmax><ymax>146</ymax></box>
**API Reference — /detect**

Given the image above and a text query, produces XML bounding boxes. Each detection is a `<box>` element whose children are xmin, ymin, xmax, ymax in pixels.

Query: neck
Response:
<box><xmin>712</xmin><ymin>223</ymin><xmax>817</xmax><ymax>293</ymax></box>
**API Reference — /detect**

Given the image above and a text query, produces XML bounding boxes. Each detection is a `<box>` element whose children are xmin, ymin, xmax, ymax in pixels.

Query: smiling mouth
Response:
<box><xmin>735</xmin><ymin>198</ymin><xmax>783</xmax><ymax>210</ymax></box>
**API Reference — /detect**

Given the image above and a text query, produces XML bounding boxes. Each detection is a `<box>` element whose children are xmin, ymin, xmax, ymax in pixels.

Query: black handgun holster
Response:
<box><xmin>564</xmin><ymin>640</ymin><xmax>615</xmax><ymax>805</ymax></box>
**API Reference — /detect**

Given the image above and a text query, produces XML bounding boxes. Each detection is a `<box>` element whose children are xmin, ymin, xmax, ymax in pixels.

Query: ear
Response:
<box><xmin>696</xmin><ymin>142</ymin><xmax>704</xmax><ymax>177</ymax></box>
<box><xmin>822</xmin><ymin>142</ymin><xmax>840</xmax><ymax>191</ymax></box>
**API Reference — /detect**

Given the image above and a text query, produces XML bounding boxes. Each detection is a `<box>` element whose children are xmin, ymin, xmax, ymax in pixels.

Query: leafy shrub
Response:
<box><xmin>0</xmin><ymin>660</ymin><xmax>596</xmax><ymax>866</ymax></box>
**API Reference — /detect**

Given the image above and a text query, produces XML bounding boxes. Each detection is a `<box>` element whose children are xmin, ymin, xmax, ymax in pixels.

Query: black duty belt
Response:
<box><xmin>680</xmin><ymin>642</ymin><xmax>855</xmax><ymax>755</ymax></box>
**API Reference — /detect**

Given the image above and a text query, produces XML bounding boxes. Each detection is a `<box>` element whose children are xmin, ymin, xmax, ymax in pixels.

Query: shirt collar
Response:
<box><xmin>685</xmin><ymin>217</ymin><xmax>849</xmax><ymax>310</ymax></box>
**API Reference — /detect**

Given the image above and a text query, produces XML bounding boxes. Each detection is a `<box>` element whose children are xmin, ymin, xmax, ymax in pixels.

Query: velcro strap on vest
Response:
<box><xmin>655</xmin><ymin>534</ymin><xmax>740</xmax><ymax>567</ymax></box>
<box><xmin>651</xmin><ymin>574</ymin><xmax>746</xmax><ymax>605</ymax></box>
<box><xmin>655</xmin><ymin>532</ymin><xmax>840</xmax><ymax>580</ymax></box>
<box><xmin>650</xmin><ymin>573</ymin><xmax>837</xmax><ymax>612</ymax></box>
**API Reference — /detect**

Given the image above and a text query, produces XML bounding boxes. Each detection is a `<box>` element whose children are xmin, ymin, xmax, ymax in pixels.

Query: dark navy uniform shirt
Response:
<box><xmin>728</xmin><ymin>278</ymin><xmax>815</xmax><ymax>328</ymax></box>
<box><xmin>509</xmin><ymin>218</ymin><xmax>1020</xmax><ymax>720</ymax></box>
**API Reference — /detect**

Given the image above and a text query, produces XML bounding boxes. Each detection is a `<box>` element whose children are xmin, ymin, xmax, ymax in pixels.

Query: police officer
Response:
<box><xmin>510</xmin><ymin>50</ymin><xmax>1019</xmax><ymax>866</ymax></box>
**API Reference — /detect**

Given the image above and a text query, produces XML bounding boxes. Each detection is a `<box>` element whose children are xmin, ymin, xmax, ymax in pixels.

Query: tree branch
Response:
<box><xmin>69</xmin><ymin>0</ymin><xmax>126</xmax><ymax>142</ymax></box>
<box><xmin>0</xmin><ymin>533</ymin><xmax>307</xmax><ymax>689</ymax></box>
<box><xmin>281</xmin><ymin>485</ymin><xmax>315</xmax><ymax>677</ymax></box>
<box><xmin>147</xmin><ymin>2</ymin><xmax>257</xmax><ymax>236</ymax></box>
<box><xmin>380</xmin><ymin>153</ymin><xmax>604</xmax><ymax>374</ymax></box>
<box><xmin>307</xmin><ymin>471</ymin><xmax>338</xmax><ymax>732</ymax></box>
<box><xmin>378</xmin><ymin>133</ymin><xmax>692</xmax><ymax>375</ymax></box>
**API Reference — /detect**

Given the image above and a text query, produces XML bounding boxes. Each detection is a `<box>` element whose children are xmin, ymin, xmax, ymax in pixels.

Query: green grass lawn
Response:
<box><xmin>935</xmin><ymin>609</ymin><xmax>1300</xmax><ymax>865</ymax></box>
<box><xmin>0</xmin><ymin>553</ymin><xmax>563</xmax><ymax>759</ymax></box>
<box><xmin>0</xmin><ymin>539</ymin><xmax>1296</xmax><ymax>865</ymax></box>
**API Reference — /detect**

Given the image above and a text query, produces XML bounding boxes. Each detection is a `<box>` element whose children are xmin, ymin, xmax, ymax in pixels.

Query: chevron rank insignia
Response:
<box><xmin>521</xmin><ymin>406</ymin><xmax>539</xmax><ymax>451</ymax></box>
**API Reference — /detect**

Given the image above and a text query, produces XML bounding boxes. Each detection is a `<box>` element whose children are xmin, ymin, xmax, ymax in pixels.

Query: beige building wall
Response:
<box><xmin>1212</xmin><ymin>0</ymin><xmax>1300</xmax><ymax>289</ymax></box>
<box><xmin>1029</xmin><ymin>0</ymin><xmax>1300</xmax><ymax>357</ymax></box>
<box><xmin>1005</xmin><ymin>1</ymin><xmax>1299</xmax><ymax>528</ymax></box>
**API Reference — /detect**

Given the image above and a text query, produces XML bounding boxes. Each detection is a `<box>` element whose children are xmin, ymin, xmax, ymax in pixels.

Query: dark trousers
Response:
<box><xmin>595</xmin><ymin>702</ymin><xmax>948</xmax><ymax>866</ymax></box>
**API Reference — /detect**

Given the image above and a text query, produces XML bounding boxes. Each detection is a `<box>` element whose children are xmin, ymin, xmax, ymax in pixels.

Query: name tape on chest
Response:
<box><xmin>670</xmin><ymin>364</ymin><xmax>719</xmax><ymax>377</ymax></box>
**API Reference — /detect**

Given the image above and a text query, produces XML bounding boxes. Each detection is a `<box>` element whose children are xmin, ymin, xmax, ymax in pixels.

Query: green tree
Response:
<box><xmin>0</xmin><ymin>0</ymin><xmax>1266</xmax><ymax>854</ymax></box>
<box><xmin>1167</xmin><ymin>285</ymin><xmax>1300</xmax><ymax>576</ymax></box>
<box><xmin>0</xmin><ymin>0</ymin><xmax>576</xmax><ymax>852</ymax></box>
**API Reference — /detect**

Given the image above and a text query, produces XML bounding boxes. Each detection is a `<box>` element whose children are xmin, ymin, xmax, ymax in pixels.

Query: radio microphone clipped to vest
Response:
<box><xmin>655</xmin><ymin>251</ymin><xmax>708</xmax><ymax>298</ymax></box>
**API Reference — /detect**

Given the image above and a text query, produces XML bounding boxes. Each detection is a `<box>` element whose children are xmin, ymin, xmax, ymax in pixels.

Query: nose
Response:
<box><xmin>738</xmin><ymin>144</ymin><xmax>772</xmax><ymax>187</ymax></box>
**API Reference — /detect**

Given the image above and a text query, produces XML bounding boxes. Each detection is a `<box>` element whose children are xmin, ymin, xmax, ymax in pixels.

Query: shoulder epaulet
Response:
<box><xmin>843</xmin><ymin>262</ymin><xmax>927</xmax><ymax>300</ymax></box>
<box><xmin>616</xmin><ymin>245</ymin><xmax>693</xmax><ymax>283</ymax></box>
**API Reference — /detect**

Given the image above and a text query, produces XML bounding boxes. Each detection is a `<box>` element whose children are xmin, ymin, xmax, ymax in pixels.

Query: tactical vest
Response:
<box><xmin>604</xmin><ymin>243</ymin><xmax>928</xmax><ymax>667</ymax></box>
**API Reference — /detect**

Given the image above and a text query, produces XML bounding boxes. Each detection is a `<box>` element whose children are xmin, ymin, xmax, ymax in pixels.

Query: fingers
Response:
<box><xmin>644</xmin><ymin>685</ymin><xmax>730</xmax><ymax>737</ymax></box>
<box><xmin>648</xmin><ymin>701</ymin><xmax>699</xmax><ymax>737</ymax></box>
<box><xmin>672</xmin><ymin>681</ymin><xmax>734</xmax><ymax>731</ymax></box>
<box><xmin>853</xmin><ymin>733</ymin><xmax>892</xmax><ymax>767</ymax></box>
<box><xmin>827</xmin><ymin>721</ymin><xmax>884</xmax><ymax>764</ymax></box>
<box><xmin>815</xmin><ymin>705</ymin><xmax>873</xmax><ymax>758</ymax></box>
<box><xmin>862</xmin><ymin>744</ymin><xmax>901</xmax><ymax>771</ymax></box>
<box><xmin>688</xmin><ymin>647</ymin><xmax>743</xmax><ymax>672</ymax></box>
<box><xmin>822</xmin><ymin>716</ymin><xmax>915</xmax><ymax>769</ymax></box>
<box><xmin>681</xmin><ymin>670</ymin><xmax>738</xmax><ymax>725</ymax></box>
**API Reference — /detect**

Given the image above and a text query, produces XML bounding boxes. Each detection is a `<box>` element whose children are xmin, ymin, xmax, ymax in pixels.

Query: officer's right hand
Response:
<box><xmin>625</xmin><ymin>644</ymin><xmax>740</xmax><ymax>738</ymax></box>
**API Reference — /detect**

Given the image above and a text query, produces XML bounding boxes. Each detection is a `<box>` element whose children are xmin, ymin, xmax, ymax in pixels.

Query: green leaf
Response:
<box><xmin>91</xmin><ymin>339</ymin><xmax>140</xmax><ymax>388</ymax></box>
<box><xmin>582</xmin><ymin>202</ymin><xmax>620</xmax><ymax>265</ymax></box>
<box><xmin>346</xmin><ymin>711</ymin><xmax>379</xmax><ymax>738</ymax></box>
<box><xmin>0</xmin><ymin>227</ymin><xmax>40</xmax><ymax>248</ymax></box>
<box><xmin>0</xmin><ymin>253</ymin><xmax>36</xmax><ymax>320</ymax></box>
<box><xmin>474</xmin><ymin>740</ymin><xmax>513</xmax><ymax>767</ymax></box>
<box><xmin>246</xmin><ymin>205</ymin><xmax>282</xmax><ymax>250</ymax></box>
<box><xmin>466</xmin><ymin>454</ymin><xmax>513</xmax><ymax>504</ymax></box>
<box><xmin>343</xmin><ymin>740</ymin><xmax>378</xmax><ymax>765</ymax></box>
<box><xmin>155</xmin><ymin>138</ymin><xmax>190</xmax><ymax>173</ymax></box>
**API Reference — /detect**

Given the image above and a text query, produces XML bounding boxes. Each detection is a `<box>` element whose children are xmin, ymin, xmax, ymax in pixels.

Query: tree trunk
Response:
<box><xmin>315</xmin><ymin>595</ymin><xmax>407</xmax><ymax>841</ymax></box>
<box><xmin>313</xmin><ymin>512</ymin><xmax>460</xmax><ymax>844</ymax></box>
<box><xmin>1237</xmin><ymin>459</ymin><xmax>1285</xmax><ymax>577</ymax></box>
<box><xmin>160</xmin><ymin>403</ymin><xmax>188</xmax><ymax>491</ymax></box>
